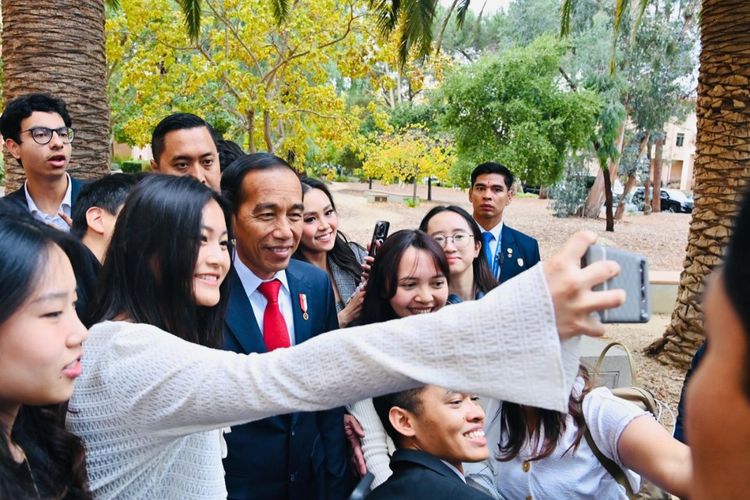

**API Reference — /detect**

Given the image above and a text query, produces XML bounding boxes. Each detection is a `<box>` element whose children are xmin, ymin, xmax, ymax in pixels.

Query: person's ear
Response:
<box><xmin>85</xmin><ymin>207</ymin><xmax>107</xmax><ymax>236</ymax></box>
<box><xmin>150</xmin><ymin>158</ymin><xmax>159</xmax><ymax>172</ymax></box>
<box><xmin>5</xmin><ymin>138</ymin><xmax>21</xmax><ymax>160</ymax></box>
<box><xmin>473</xmin><ymin>239</ymin><xmax>482</xmax><ymax>259</ymax></box>
<box><xmin>506</xmin><ymin>189</ymin><xmax>514</xmax><ymax>204</ymax></box>
<box><xmin>389</xmin><ymin>407</ymin><xmax>417</xmax><ymax>439</ymax></box>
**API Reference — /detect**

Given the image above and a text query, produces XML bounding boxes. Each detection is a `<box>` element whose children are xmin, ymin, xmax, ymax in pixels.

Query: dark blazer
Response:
<box><xmin>497</xmin><ymin>224</ymin><xmax>541</xmax><ymax>284</ymax></box>
<box><xmin>367</xmin><ymin>450</ymin><xmax>493</xmax><ymax>500</ymax></box>
<box><xmin>4</xmin><ymin>175</ymin><xmax>84</xmax><ymax>214</ymax></box>
<box><xmin>222</xmin><ymin>259</ymin><xmax>349</xmax><ymax>500</ymax></box>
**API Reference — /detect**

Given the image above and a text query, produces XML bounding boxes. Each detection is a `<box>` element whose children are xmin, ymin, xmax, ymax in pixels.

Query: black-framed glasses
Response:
<box><xmin>23</xmin><ymin>126</ymin><xmax>75</xmax><ymax>145</ymax></box>
<box><xmin>432</xmin><ymin>231</ymin><xmax>474</xmax><ymax>249</ymax></box>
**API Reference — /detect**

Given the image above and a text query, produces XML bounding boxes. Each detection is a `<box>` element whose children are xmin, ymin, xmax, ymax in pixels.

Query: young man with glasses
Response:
<box><xmin>0</xmin><ymin>93</ymin><xmax>83</xmax><ymax>232</ymax></box>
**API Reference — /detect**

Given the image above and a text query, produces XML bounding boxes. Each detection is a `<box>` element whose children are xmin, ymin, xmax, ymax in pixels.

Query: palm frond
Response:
<box><xmin>105</xmin><ymin>0</ymin><xmax>120</xmax><ymax>9</ymax></box>
<box><xmin>397</xmin><ymin>0</ymin><xmax>438</xmax><ymax>65</ymax></box>
<box><xmin>455</xmin><ymin>0</ymin><xmax>471</xmax><ymax>30</ymax></box>
<box><xmin>559</xmin><ymin>0</ymin><xmax>573</xmax><ymax>37</ymax></box>
<box><xmin>179</xmin><ymin>0</ymin><xmax>202</xmax><ymax>43</ymax></box>
<box><xmin>371</xmin><ymin>0</ymin><xmax>402</xmax><ymax>36</ymax></box>
<box><xmin>270</xmin><ymin>0</ymin><xmax>289</xmax><ymax>25</ymax></box>
<box><xmin>628</xmin><ymin>0</ymin><xmax>649</xmax><ymax>45</ymax></box>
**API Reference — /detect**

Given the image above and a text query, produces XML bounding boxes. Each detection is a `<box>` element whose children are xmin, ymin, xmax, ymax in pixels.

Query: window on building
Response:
<box><xmin>676</xmin><ymin>133</ymin><xmax>685</xmax><ymax>147</ymax></box>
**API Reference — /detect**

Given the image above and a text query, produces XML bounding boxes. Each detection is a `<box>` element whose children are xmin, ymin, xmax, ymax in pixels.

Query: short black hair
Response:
<box><xmin>221</xmin><ymin>152</ymin><xmax>299</xmax><ymax>212</ymax></box>
<box><xmin>372</xmin><ymin>387</ymin><xmax>427</xmax><ymax>448</ymax></box>
<box><xmin>71</xmin><ymin>173</ymin><xmax>142</xmax><ymax>239</ymax></box>
<box><xmin>217</xmin><ymin>139</ymin><xmax>244</xmax><ymax>172</ymax></box>
<box><xmin>470</xmin><ymin>162</ymin><xmax>515</xmax><ymax>190</ymax></box>
<box><xmin>0</xmin><ymin>93</ymin><xmax>72</xmax><ymax>143</ymax></box>
<box><xmin>151</xmin><ymin>113</ymin><xmax>219</xmax><ymax>163</ymax></box>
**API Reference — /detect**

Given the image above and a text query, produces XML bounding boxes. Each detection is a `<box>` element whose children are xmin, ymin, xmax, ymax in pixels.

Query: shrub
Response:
<box><xmin>120</xmin><ymin>160</ymin><xmax>148</xmax><ymax>173</ymax></box>
<box><xmin>549</xmin><ymin>156</ymin><xmax>590</xmax><ymax>217</ymax></box>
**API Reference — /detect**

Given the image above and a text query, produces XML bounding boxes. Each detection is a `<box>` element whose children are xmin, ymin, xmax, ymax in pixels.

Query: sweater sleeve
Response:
<box><xmin>93</xmin><ymin>263</ymin><xmax>577</xmax><ymax>438</ymax></box>
<box><xmin>347</xmin><ymin>398</ymin><xmax>394</xmax><ymax>488</ymax></box>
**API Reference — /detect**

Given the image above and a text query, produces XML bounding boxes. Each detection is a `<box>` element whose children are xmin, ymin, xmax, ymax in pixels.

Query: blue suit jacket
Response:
<box><xmin>222</xmin><ymin>259</ymin><xmax>349</xmax><ymax>500</ymax></box>
<box><xmin>367</xmin><ymin>450</ymin><xmax>492</xmax><ymax>500</ymax></box>
<box><xmin>4</xmin><ymin>175</ymin><xmax>84</xmax><ymax>213</ymax></box>
<box><xmin>497</xmin><ymin>224</ymin><xmax>541</xmax><ymax>284</ymax></box>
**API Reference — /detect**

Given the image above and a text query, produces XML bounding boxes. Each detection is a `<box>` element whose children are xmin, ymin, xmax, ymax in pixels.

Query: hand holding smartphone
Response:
<box><xmin>582</xmin><ymin>245</ymin><xmax>650</xmax><ymax>323</ymax></box>
<box><xmin>368</xmin><ymin>221</ymin><xmax>390</xmax><ymax>258</ymax></box>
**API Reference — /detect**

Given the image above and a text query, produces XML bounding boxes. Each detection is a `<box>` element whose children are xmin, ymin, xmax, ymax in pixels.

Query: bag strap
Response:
<box><xmin>584</xmin><ymin>427</ymin><xmax>637</xmax><ymax>500</ymax></box>
<box><xmin>593</xmin><ymin>341</ymin><xmax>639</xmax><ymax>386</ymax></box>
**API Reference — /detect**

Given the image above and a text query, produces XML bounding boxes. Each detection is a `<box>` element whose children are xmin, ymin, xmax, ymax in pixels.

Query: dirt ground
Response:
<box><xmin>331</xmin><ymin>181</ymin><xmax>691</xmax><ymax>424</ymax></box>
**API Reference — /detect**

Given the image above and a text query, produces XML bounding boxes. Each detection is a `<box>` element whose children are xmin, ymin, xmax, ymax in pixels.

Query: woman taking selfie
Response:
<box><xmin>293</xmin><ymin>177</ymin><xmax>366</xmax><ymax>327</ymax></box>
<box><xmin>419</xmin><ymin>205</ymin><xmax>497</xmax><ymax>303</ymax></box>
<box><xmin>0</xmin><ymin>215</ymin><xmax>90</xmax><ymax>498</ymax></box>
<box><xmin>65</xmin><ymin>170</ymin><xmax>622</xmax><ymax>498</ymax></box>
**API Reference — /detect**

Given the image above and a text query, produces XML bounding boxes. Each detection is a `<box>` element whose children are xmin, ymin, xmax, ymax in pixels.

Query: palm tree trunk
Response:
<box><xmin>646</xmin><ymin>0</ymin><xmax>750</xmax><ymax>369</ymax></box>
<box><xmin>2</xmin><ymin>0</ymin><xmax>110</xmax><ymax>191</ymax></box>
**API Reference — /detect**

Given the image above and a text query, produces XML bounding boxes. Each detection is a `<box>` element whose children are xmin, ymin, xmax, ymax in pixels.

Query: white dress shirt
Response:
<box><xmin>233</xmin><ymin>255</ymin><xmax>296</xmax><ymax>345</ymax></box>
<box><xmin>24</xmin><ymin>173</ymin><xmax>73</xmax><ymax>232</ymax></box>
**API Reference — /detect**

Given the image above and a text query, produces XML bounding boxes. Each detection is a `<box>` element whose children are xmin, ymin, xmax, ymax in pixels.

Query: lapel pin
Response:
<box><xmin>517</xmin><ymin>257</ymin><xmax>524</xmax><ymax>267</ymax></box>
<box><xmin>507</xmin><ymin>247</ymin><xmax>513</xmax><ymax>256</ymax></box>
<box><xmin>299</xmin><ymin>293</ymin><xmax>309</xmax><ymax>320</ymax></box>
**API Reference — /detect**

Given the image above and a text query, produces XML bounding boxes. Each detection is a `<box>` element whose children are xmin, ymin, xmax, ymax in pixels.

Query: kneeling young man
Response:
<box><xmin>370</xmin><ymin>385</ymin><xmax>493</xmax><ymax>499</ymax></box>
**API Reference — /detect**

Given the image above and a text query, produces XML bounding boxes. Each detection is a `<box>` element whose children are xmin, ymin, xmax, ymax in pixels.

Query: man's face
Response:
<box><xmin>468</xmin><ymin>173</ymin><xmax>513</xmax><ymax>226</ymax></box>
<box><xmin>405</xmin><ymin>385</ymin><xmax>488</xmax><ymax>470</ymax></box>
<box><xmin>686</xmin><ymin>273</ymin><xmax>750</xmax><ymax>498</ymax></box>
<box><xmin>5</xmin><ymin>111</ymin><xmax>71</xmax><ymax>180</ymax></box>
<box><xmin>232</xmin><ymin>167</ymin><xmax>303</xmax><ymax>279</ymax></box>
<box><xmin>151</xmin><ymin>126</ymin><xmax>221</xmax><ymax>192</ymax></box>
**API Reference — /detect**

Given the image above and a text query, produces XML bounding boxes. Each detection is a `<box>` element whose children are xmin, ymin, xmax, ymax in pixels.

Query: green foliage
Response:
<box><xmin>404</xmin><ymin>196</ymin><xmax>421</xmax><ymax>208</ymax></box>
<box><xmin>549</xmin><ymin>155</ymin><xmax>591</xmax><ymax>217</ymax></box>
<box><xmin>437</xmin><ymin>35</ymin><xmax>600</xmax><ymax>186</ymax></box>
<box><xmin>120</xmin><ymin>160</ymin><xmax>148</xmax><ymax>173</ymax></box>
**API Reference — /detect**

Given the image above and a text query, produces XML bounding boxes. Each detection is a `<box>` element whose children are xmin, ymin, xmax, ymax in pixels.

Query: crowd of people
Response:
<box><xmin>0</xmin><ymin>92</ymin><xmax>746</xmax><ymax>499</ymax></box>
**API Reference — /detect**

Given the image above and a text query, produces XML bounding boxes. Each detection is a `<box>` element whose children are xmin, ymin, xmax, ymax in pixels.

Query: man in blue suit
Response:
<box><xmin>0</xmin><ymin>93</ymin><xmax>84</xmax><ymax>232</ymax></box>
<box><xmin>220</xmin><ymin>153</ymin><xmax>350</xmax><ymax>499</ymax></box>
<box><xmin>469</xmin><ymin>162</ymin><xmax>540</xmax><ymax>283</ymax></box>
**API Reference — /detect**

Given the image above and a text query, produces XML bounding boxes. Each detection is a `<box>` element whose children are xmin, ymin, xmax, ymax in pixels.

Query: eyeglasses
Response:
<box><xmin>432</xmin><ymin>231</ymin><xmax>474</xmax><ymax>249</ymax></box>
<box><xmin>23</xmin><ymin>126</ymin><xmax>75</xmax><ymax>145</ymax></box>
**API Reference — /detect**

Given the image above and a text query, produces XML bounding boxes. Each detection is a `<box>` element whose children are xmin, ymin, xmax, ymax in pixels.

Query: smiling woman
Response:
<box><xmin>0</xmin><ymin>213</ymin><xmax>90</xmax><ymax>498</ymax></box>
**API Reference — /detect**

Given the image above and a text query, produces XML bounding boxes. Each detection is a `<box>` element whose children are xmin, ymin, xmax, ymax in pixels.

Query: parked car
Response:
<box><xmin>632</xmin><ymin>187</ymin><xmax>694</xmax><ymax>213</ymax></box>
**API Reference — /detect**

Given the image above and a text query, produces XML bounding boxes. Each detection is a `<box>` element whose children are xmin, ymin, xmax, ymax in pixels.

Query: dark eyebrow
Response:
<box><xmin>201</xmin><ymin>225</ymin><xmax>228</xmax><ymax>237</ymax></box>
<box><xmin>290</xmin><ymin>203</ymin><xmax>304</xmax><ymax>212</ymax></box>
<box><xmin>253</xmin><ymin>202</ymin><xmax>279</xmax><ymax>213</ymax></box>
<box><xmin>32</xmin><ymin>292</ymin><xmax>69</xmax><ymax>304</ymax></box>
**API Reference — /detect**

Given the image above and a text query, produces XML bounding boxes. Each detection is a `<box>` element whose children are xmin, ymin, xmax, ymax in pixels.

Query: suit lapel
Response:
<box><xmin>499</xmin><ymin>225</ymin><xmax>519</xmax><ymax>283</ymax></box>
<box><xmin>225</xmin><ymin>269</ymin><xmax>267</xmax><ymax>354</ymax></box>
<box><xmin>286</xmin><ymin>261</ymin><xmax>314</xmax><ymax>346</ymax></box>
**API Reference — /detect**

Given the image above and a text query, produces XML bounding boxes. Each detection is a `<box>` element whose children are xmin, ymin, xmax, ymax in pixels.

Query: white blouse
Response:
<box><xmin>466</xmin><ymin>383</ymin><xmax>647</xmax><ymax>500</ymax></box>
<box><xmin>67</xmin><ymin>264</ymin><xmax>580</xmax><ymax>499</ymax></box>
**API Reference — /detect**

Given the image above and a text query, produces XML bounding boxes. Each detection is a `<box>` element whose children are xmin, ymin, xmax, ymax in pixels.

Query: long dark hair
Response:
<box><xmin>90</xmin><ymin>175</ymin><xmax>233</xmax><ymax>348</ymax></box>
<box><xmin>294</xmin><ymin>177</ymin><xmax>363</xmax><ymax>281</ymax></box>
<box><xmin>497</xmin><ymin>366</ymin><xmax>591</xmax><ymax>462</ymax></box>
<box><xmin>419</xmin><ymin>205</ymin><xmax>498</xmax><ymax>296</ymax></box>
<box><xmin>359</xmin><ymin>230</ymin><xmax>450</xmax><ymax>325</ymax></box>
<box><xmin>0</xmin><ymin>215</ymin><xmax>90</xmax><ymax>498</ymax></box>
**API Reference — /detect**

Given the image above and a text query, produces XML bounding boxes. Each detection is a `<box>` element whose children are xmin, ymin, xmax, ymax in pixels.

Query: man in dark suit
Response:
<box><xmin>468</xmin><ymin>162</ymin><xmax>540</xmax><ymax>283</ymax></box>
<box><xmin>220</xmin><ymin>153</ymin><xmax>349</xmax><ymax>500</ymax></box>
<box><xmin>0</xmin><ymin>93</ymin><xmax>84</xmax><ymax>232</ymax></box>
<box><xmin>369</xmin><ymin>385</ymin><xmax>493</xmax><ymax>499</ymax></box>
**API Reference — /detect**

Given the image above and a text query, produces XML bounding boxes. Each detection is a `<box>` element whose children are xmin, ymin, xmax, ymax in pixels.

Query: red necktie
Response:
<box><xmin>257</xmin><ymin>279</ymin><xmax>291</xmax><ymax>351</ymax></box>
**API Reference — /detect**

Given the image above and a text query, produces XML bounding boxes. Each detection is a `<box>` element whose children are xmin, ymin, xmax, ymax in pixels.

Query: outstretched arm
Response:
<box><xmin>618</xmin><ymin>415</ymin><xmax>692</xmax><ymax>498</ymax></box>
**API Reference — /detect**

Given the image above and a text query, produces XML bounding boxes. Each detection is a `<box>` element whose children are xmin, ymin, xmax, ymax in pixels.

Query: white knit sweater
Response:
<box><xmin>67</xmin><ymin>264</ymin><xmax>580</xmax><ymax>499</ymax></box>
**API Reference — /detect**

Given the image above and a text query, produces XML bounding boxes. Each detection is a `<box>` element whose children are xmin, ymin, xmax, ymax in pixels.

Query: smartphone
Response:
<box><xmin>582</xmin><ymin>245</ymin><xmax>650</xmax><ymax>323</ymax></box>
<box><xmin>368</xmin><ymin>220</ymin><xmax>390</xmax><ymax>258</ymax></box>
